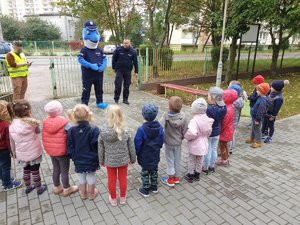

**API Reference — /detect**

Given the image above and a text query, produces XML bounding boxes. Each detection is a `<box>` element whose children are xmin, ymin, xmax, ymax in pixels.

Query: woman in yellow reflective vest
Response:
<box><xmin>5</xmin><ymin>41</ymin><xmax>32</xmax><ymax>101</ymax></box>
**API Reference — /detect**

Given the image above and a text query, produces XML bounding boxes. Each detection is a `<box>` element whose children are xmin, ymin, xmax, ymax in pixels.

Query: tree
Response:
<box><xmin>55</xmin><ymin>0</ymin><xmax>143</xmax><ymax>46</ymax></box>
<box><xmin>260</xmin><ymin>0</ymin><xmax>300</xmax><ymax>76</ymax></box>
<box><xmin>22</xmin><ymin>17</ymin><xmax>61</xmax><ymax>41</ymax></box>
<box><xmin>0</xmin><ymin>16</ymin><xmax>22</xmax><ymax>41</ymax></box>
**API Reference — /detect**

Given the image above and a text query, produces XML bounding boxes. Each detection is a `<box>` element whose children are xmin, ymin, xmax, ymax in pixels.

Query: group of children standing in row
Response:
<box><xmin>0</xmin><ymin>75</ymin><xmax>287</xmax><ymax>206</ymax></box>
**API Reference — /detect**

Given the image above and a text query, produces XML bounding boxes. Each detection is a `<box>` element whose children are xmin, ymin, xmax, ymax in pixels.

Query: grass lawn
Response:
<box><xmin>151</xmin><ymin>73</ymin><xmax>300</xmax><ymax>119</ymax></box>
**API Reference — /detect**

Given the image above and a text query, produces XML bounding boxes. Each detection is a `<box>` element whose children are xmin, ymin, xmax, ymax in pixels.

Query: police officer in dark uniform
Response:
<box><xmin>78</xmin><ymin>20</ymin><xmax>107</xmax><ymax>106</ymax></box>
<box><xmin>112</xmin><ymin>39</ymin><xmax>138</xmax><ymax>105</ymax></box>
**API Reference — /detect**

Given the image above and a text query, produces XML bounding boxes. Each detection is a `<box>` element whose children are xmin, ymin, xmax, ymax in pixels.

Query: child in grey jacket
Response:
<box><xmin>160</xmin><ymin>96</ymin><xmax>189</xmax><ymax>187</ymax></box>
<box><xmin>98</xmin><ymin>105</ymin><xmax>136</xmax><ymax>206</ymax></box>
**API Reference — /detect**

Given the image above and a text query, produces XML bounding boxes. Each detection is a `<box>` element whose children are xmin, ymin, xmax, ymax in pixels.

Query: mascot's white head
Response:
<box><xmin>82</xmin><ymin>20</ymin><xmax>101</xmax><ymax>49</ymax></box>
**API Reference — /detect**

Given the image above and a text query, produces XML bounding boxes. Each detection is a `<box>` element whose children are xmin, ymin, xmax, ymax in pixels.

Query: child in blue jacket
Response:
<box><xmin>134</xmin><ymin>104</ymin><xmax>164</xmax><ymax>198</ymax></box>
<box><xmin>67</xmin><ymin>104</ymin><xmax>100</xmax><ymax>200</ymax></box>
<box><xmin>262</xmin><ymin>80</ymin><xmax>289</xmax><ymax>143</ymax></box>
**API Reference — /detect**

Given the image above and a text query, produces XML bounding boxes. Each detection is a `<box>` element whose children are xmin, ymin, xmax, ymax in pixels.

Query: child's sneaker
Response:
<box><xmin>25</xmin><ymin>184</ymin><xmax>36</xmax><ymax>194</ymax></box>
<box><xmin>53</xmin><ymin>185</ymin><xmax>63</xmax><ymax>195</ymax></box>
<box><xmin>173</xmin><ymin>177</ymin><xmax>180</xmax><ymax>184</ymax></box>
<box><xmin>264</xmin><ymin>136</ymin><xmax>272</xmax><ymax>143</ymax></box>
<box><xmin>184</xmin><ymin>173</ymin><xmax>194</xmax><ymax>183</ymax></box>
<box><xmin>3</xmin><ymin>180</ymin><xmax>22</xmax><ymax>191</ymax></box>
<box><xmin>138</xmin><ymin>187</ymin><xmax>150</xmax><ymax>197</ymax></box>
<box><xmin>216</xmin><ymin>159</ymin><xmax>229</xmax><ymax>167</ymax></box>
<box><xmin>209</xmin><ymin>167</ymin><xmax>215</xmax><ymax>173</ymax></box>
<box><xmin>109</xmin><ymin>195</ymin><xmax>117</xmax><ymax>207</ymax></box>
<box><xmin>202</xmin><ymin>169</ymin><xmax>209</xmax><ymax>175</ymax></box>
<box><xmin>245</xmin><ymin>138</ymin><xmax>254</xmax><ymax>144</ymax></box>
<box><xmin>119</xmin><ymin>196</ymin><xmax>126</xmax><ymax>205</ymax></box>
<box><xmin>161</xmin><ymin>176</ymin><xmax>175</xmax><ymax>187</ymax></box>
<box><xmin>194</xmin><ymin>172</ymin><xmax>200</xmax><ymax>181</ymax></box>
<box><xmin>37</xmin><ymin>184</ymin><xmax>47</xmax><ymax>195</ymax></box>
<box><xmin>2</xmin><ymin>177</ymin><xmax>16</xmax><ymax>189</ymax></box>
<box><xmin>251</xmin><ymin>142</ymin><xmax>262</xmax><ymax>148</ymax></box>
<box><xmin>150</xmin><ymin>185</ymin><xmax>158</xmax><ymax>193</ymax></box>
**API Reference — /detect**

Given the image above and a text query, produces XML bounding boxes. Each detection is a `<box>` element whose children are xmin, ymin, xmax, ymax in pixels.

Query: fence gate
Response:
<box><xmin>49</xmin><ymin>57</ymin><xmax>115</xmax><ymax>99</ymax></box>
<box><xmin>0</xmin><ymin>60</ymin><xmax>13</xmax><ymax>101</ymax></box>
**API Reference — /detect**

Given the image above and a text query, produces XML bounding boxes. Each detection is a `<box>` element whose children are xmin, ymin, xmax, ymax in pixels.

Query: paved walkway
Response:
<box><xmin>1</xmin><ymin>91</ymin><xmax>300</xmax><ymax>225</ymax></box>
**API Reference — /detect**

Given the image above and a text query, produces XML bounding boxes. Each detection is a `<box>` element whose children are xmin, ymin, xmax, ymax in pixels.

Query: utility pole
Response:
<box><xmin>0</xmin><ymin>22</ymin><xmax>4</xmax><ymax>41</ymax></box>
<box><xmin>216</xmin><ymin>0</ymin><xmax>229</xmax><ymax>87</ymax></box>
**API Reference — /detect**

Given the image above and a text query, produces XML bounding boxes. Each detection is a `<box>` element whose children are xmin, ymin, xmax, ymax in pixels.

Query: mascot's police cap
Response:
<box><xmin>84</xmin><ymin>20</ymin><xmax>97</xmax><ymax>31</ymax></box>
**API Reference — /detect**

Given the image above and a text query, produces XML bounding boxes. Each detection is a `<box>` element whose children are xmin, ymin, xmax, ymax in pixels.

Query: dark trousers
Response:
<box><xmin>81</xmin><ymin>76</ymin><xmax>103</xmax><ymax>105</ymax></box>
<box><xmin>141</xmin><ymin>168</ymin><xmax>158</xmax><ymax>190</ymax></box>
<box><xmin>251</xmin><ymin>121</ymin><xmax>262</xmax><ymax>143</ymax></box>
<box><xmin>114</xmin><ymin>70</ymin><xmax>131</xmax><ymax>102</ymax></box>
<box><xmin>51</xmin><ymin>156</ymin><xmax>70</xmax><ymax>188</ymax></box>
<box><xmin>262</xmin><ymin>115</ymin><xmax>275</xmax><ymax>137</ymax></box>
<box><xmin>0</xmin><ymin>150</ymin><xmax>11</xmax><ymax>187</ymax></box>
<box><xmin>23</xmin><ymin>163</ymin><xmax>41</xmax><ymax>189</ymax></box>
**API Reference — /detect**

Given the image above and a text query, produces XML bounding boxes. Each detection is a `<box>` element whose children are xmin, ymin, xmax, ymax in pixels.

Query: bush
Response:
<box><xmin>69</xmin><ymin>41</ymin><xmax>83</xmax><ymax>51</ymax></box>
<box><xmin>139</xmin><ymin>45</ymin><xmax>154</xmax><ymax>65</ymax></box>
<box><xmin>210</xmin><ymin>46</ymin><xmax>229</xmax><ymax>71</ymax></box>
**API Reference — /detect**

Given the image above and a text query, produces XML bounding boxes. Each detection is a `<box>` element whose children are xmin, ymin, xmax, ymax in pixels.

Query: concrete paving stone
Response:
<box><xmin>262</xmin><ymin>202</ymin><xmax>284</xmax><ymax>216</ymax></box>
<box><xmin>52</xmin><ymin>202</ymin><xmax>65</xmax><ymax>216</ymax></box>
<box><xmin>115</xmin><ymin>213</ymin><xmax>131</xmax><ymax>225</ymax></box>
<box><xmin>55</xmin><ymin>214</ymin><xmax>69</xmax><ymax>225</ymax></box>
<box><xmin>64</xmin><ymin>204</ymin><xmax>77</xmax><ymax>218</ymax></box>
<box><xmin>204</xmin><ymin>210</ymin><xmax>225</xmax><ymax>225</ymax></box>
<box><xmin>19</xmin><ymin>206</ymin><xmax>31</xmax><ymax>221</ymax></box>
<box><xmin>70</xmin><ymin>195</ymin><xmax>85</xmax><ymax>208</ymax></box>
<box><xmin>265</xmin><ymin>211</ymin><xmax>288</xmax><ymax>225</ymax></box>
<box><xmin>190</xmin><ymin>217</ymin><xmax>206</xmax><ymax>225</ymax></box>
<box><xmin>279</xmin><ymin>213</ymin><xmax>300</xmax><ymax>225</ymax></box>
<box><xmin>235</xmin><ymin>206</ymin><xmax>256</xmax><ymax>221</ymax></box>
<box><xmin>219</xmin><ymin>212</ymin><xmax>241</xmax><ymax>225</ymax></box>
<box><xmin>205</xmin><ymin>201</ymin><xmax>225</xmax><ymax>215</ymax></box>
<box><xmin>6</xmin><ymin>193</ymin><xmax>17</xmax><ymax>206</ymax></box>
<box><xmin>249</xmin><ymin>208</ymin><xmax>272</xmax><ymax>224</ymax></box>
<box><xmin>163</xmin><ymin>203</ymin><xmax>180</xmax><ymax>217</ymax></box>
<box><xmin>235</xmin><ymin>215</ymin><xmax>254</xmax><ymax>225</ymax></box>
<box><xmin>7</xmin><ymin>204</ymin><xmax>18</xmax><ymax>217</ymax></box>
<box><xmin>145</xmin><ymin>208</ymin><xmax>164</xmax><ymax>224</ymax></box>
<box><xmin>75</xmin><ymin>207</ymin><xmax>91</xmax><ymax>221</ymax></box>
<box><xmin>0</xmin><ymin>201</ymin><xmax>6</xmax><ymax>213</ymax></box>
<box><xmin>18</xmin><ymin>196</ymin><xmax>29</xmax><ymax>208</ymax></box>
<box><xmin>95</xmin><ymin>200</ymin><xmax>110</xmax><ymax>214</ymax></box>
<box><xmin>60</xmin><ymin>196</ymin><xmax>72</xmax><ymax>206</ymax></box>
<box><xmin>68</xmin><ymin>216</ymin><xmax>82</xmax><ymax>225</ymax></box>
<box><xmin>136</xmin><ymin>197</ymin><xmax>153</xmax><ymax>211</ymax></box>
<box><xmin>108</xmin><ymin>203</ymin><xmax>123</xmax><ymax>216</ymax></box>
<box><xmin>30</xmin><ymin>209</ymin><xmax>43</xmax><ymax>224</ymax></box>
<box><xmin>43</xmin><ymin>211</ymin><xmax>56</xmax><ymax>225</ymax></box>
<box><xmin>28</xmin><ymin>198</ymin><xmax>40</xmax><ymax>212</ymax></box>
<box><xmin>19</xmin><ymin>219</ymin><xmax>31</xmax><ymax>225</ymax></box>
<box><xmin>174</xmin><ymin>214</ymin><xmax>193</xmax><ymax>225</ymax></box>
<box><xmin>176</xmin><ymin>205</ymin><xmax>195</xmax><ymax>220</ymax></box>
<box><xmin>148</xmin><ymin>201</ymin><xmax>166</xmax><ymax>215</ymax></box>
<box><xmin>83</xmin><ymin>198</ymin><xmax>97</xmax><ymax>211</ymax></box>
<box><xmin>133</xmin><ymin>207</ymin><xmax>151</xmax><ymax>221</ymax></box>
<box><xmin>7</xmin><ymin>215</ymin><xmax>18</xmax><ymax>225</ymax></box>
<box><xmin>275</xmin><ymin>202</ymin><xmax>299</xmax><ymax>218</ymax></box>
<box><xmin>119</xmin><ymin>205</ymin><xmax>136</xmax><ymax>219</ymax></box>
<box><xmin>191</xmin><ymin>207</ymin><xmax>210</xmax><ymax>223</ymax></box>
<box><xmin>233</xmin><ymin>197</ymin><xmax>253</xmax><ymax>211</ymax></box>
<box><xmin>267</xmin><ymin>220</ymin><xmax>281</xmax><ymax>225</ymax></box>
<box><xmin>102</xmin><ymin>211</ymin><xmax>118</xmax><ymax>225</ymax></box>
<box><xmin>48</xmin><ymin>193</ymin><xmax>60</xmax><ymax>204</ymax></box>
<box><xmin>129</xmin><ymin>216</ymin><xmax>143</xmax><ymax>225</ymax></box>
<box><xmin>160</xmin><ymin>211</ymin><xmax>178</xmax><ymax>225</ymax></box>
<box><xmin>164</xmin><ymin>195</ymin><xmax>182</xmax><ymax>208</ymax></box>
<box><xmin>0</xmin><ymin>212</ymin><xmax>6</xmax><ymax>225</ymax></box>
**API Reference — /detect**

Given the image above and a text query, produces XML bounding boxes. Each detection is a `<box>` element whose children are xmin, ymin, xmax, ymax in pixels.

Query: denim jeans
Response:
<box><xmin>0</xmin><ymin>150</ymin><xmax>11</xmax><ymax>187</ymax></box>
<box><xmin>204</xmin><ymin>136</ymin><xmax>220</xmax><ymax>170</ymax></box>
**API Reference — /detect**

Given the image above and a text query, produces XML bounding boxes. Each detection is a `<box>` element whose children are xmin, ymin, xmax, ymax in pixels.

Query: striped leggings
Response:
<box><xmin>23</xmin><ymin>163</ymin><xmax>42</xmax><ymax>189</ymax></box>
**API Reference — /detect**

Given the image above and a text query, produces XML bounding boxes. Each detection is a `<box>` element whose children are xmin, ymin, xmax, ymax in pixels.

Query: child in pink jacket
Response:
<box><xmin>8</xmin><ymin>100</ymin><xmax>47</xmax><ymax>195</ymax></box>
<box><xmin>184</xmin><ymin>98</ymin><xmax>214</xmax><ymax>183</ymax></box>
<box><xmin>42</xmin><ymin>100</ymin><xmax>78</xmax><ymax>197</ymax></box>
<box><xmin>217</xmin><ymin>89</ymin><xmax>238</xmax><ymax>167</ymax></box>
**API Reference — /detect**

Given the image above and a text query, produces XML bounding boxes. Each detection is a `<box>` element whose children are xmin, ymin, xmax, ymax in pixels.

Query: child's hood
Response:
<box><xmin>233</xmin><ymin>96</ymin><xmax>244</xmax><ymax>109</ymax></box>
<box><xmin>10</xmin><ymin>118</ymin><xmax>37</xmax><ymax>135</ymax></box>
<box><xmin>224</xmin><ymin>89</ymin><xmax>238</xmax><ymax>105</ymax></box>
<box><xmin>163</xmin><ymin>112</ymin><xmax>186</xmax><ymax>128</ymax></box>
<box><xmin>142</xmin><ymin>121</ymin><xmax>161</xmax><ymax>139</ymax></box>
<box><xmin>43</xmin><ymin>117</ymin><xmax>68</xmax><ymax>134</ymax></box>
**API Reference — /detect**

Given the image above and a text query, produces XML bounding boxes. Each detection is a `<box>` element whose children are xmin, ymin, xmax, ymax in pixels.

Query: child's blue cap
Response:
<box><xmin>229</xmin><ymin>84</ymin><xmax>242</xmax><ymax>96</ymax></box>
<box><xmin>97</xmin><ymin>102</ymin><xmax>108</xmax><ymax>109</ymax></box>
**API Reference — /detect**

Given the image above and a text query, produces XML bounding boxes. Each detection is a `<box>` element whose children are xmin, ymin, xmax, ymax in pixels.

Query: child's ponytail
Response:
<box><xmin>7</xmin><ymin>100</ymin><xmax>31</xmax><ymax>120</ymax></box>
<box><xmin>7</xmin><ymin>102</ymin><xmax>16</xmax><ymax>120</ymax></box>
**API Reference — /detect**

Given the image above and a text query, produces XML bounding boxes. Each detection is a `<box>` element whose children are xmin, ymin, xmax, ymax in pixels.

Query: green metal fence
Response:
<box><xmin>0</xmin><ymin>59</ymin><xmax>13</xmax><ymax>101</ymax></box>
<box><xmin>49</xmin><ymin>57</ymin><xmax>115</xmax><ymax>99</ymax></box>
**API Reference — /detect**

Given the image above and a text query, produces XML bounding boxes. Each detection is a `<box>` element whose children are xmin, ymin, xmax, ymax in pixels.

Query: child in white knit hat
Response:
<box><xmin>42</xmin><ymin>100</ymin><xmax>79</xmax><ymax>197</ymax></box>
<box><xmin>184</xmin><ymin>98</ymin><xmax>214</xmax><ymax>183</ymax></box>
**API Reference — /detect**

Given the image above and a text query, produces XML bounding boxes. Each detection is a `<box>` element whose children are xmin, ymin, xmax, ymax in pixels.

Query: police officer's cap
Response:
<box><xmin>83</xmin><ymin>20</ymin><xmax>97</xmax><ymax>31</ymax></box>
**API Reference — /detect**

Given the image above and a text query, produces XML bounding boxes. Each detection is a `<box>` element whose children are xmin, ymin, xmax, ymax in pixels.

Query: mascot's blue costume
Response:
<box><xmin>78</xmin><ymin>20</ymin><xmax>108</xmax><ymax>108</ymax></box>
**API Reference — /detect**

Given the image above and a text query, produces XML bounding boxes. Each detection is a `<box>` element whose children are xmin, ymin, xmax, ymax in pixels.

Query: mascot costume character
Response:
<box><xmin>78</xmin><ymin>20</ymin><xmax>108</xmax><ymax>109</ymax></box>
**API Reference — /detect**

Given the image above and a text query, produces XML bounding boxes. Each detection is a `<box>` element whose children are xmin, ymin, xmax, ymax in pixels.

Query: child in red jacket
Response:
<box><xmin>0</xmin><ymin>100</ymin><xmax>22</xmax><ymax>190</ymax></box>
<box><xmin>42</xmin><ymin>100</ymin><xmax>78</xmax><ymax>196</ymax></box>
<box><xmin>216</xmin><ymin>89</ymin><xmax>238</xmax><ymax>167</ymax></box>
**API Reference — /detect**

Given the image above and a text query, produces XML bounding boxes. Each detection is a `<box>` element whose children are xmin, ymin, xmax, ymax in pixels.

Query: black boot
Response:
<box><xmin>194</xmin><ymin>171</ymin><xmax>200</xmax><ymax>181</ymax></box>
<box><xmin>184</xmin><ymin>173</ymin><xmax>194</xmax><ymax>183</ymax></box>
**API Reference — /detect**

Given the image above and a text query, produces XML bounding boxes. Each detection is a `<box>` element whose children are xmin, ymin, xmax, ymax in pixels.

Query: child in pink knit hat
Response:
<box><xmin>42</xmin><ymin>100</ymin><xmax>79</xmax><ymax>197</ymax></box>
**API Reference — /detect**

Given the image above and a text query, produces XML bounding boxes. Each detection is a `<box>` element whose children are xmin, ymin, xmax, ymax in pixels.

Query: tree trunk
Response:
<box><xmin>270</xmin><ymin>45</ymin><xmax>280</xmax><ymax>77</ymax></box>
<box><xmin>160</xmin><ymin>0</ymin><xmax>172</xmax><ymax>47</ymax></box>
<box><xmin>225</xmin><ymin>35</ymin><xmax>238</xmax><ymax>83</ymax></box>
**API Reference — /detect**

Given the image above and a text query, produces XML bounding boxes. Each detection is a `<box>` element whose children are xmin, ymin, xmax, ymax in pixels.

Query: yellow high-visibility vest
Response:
<box><xmin>5</xmin><ymin>51</ymin><xmax>28</xmax><ymax>78</ymax></box>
